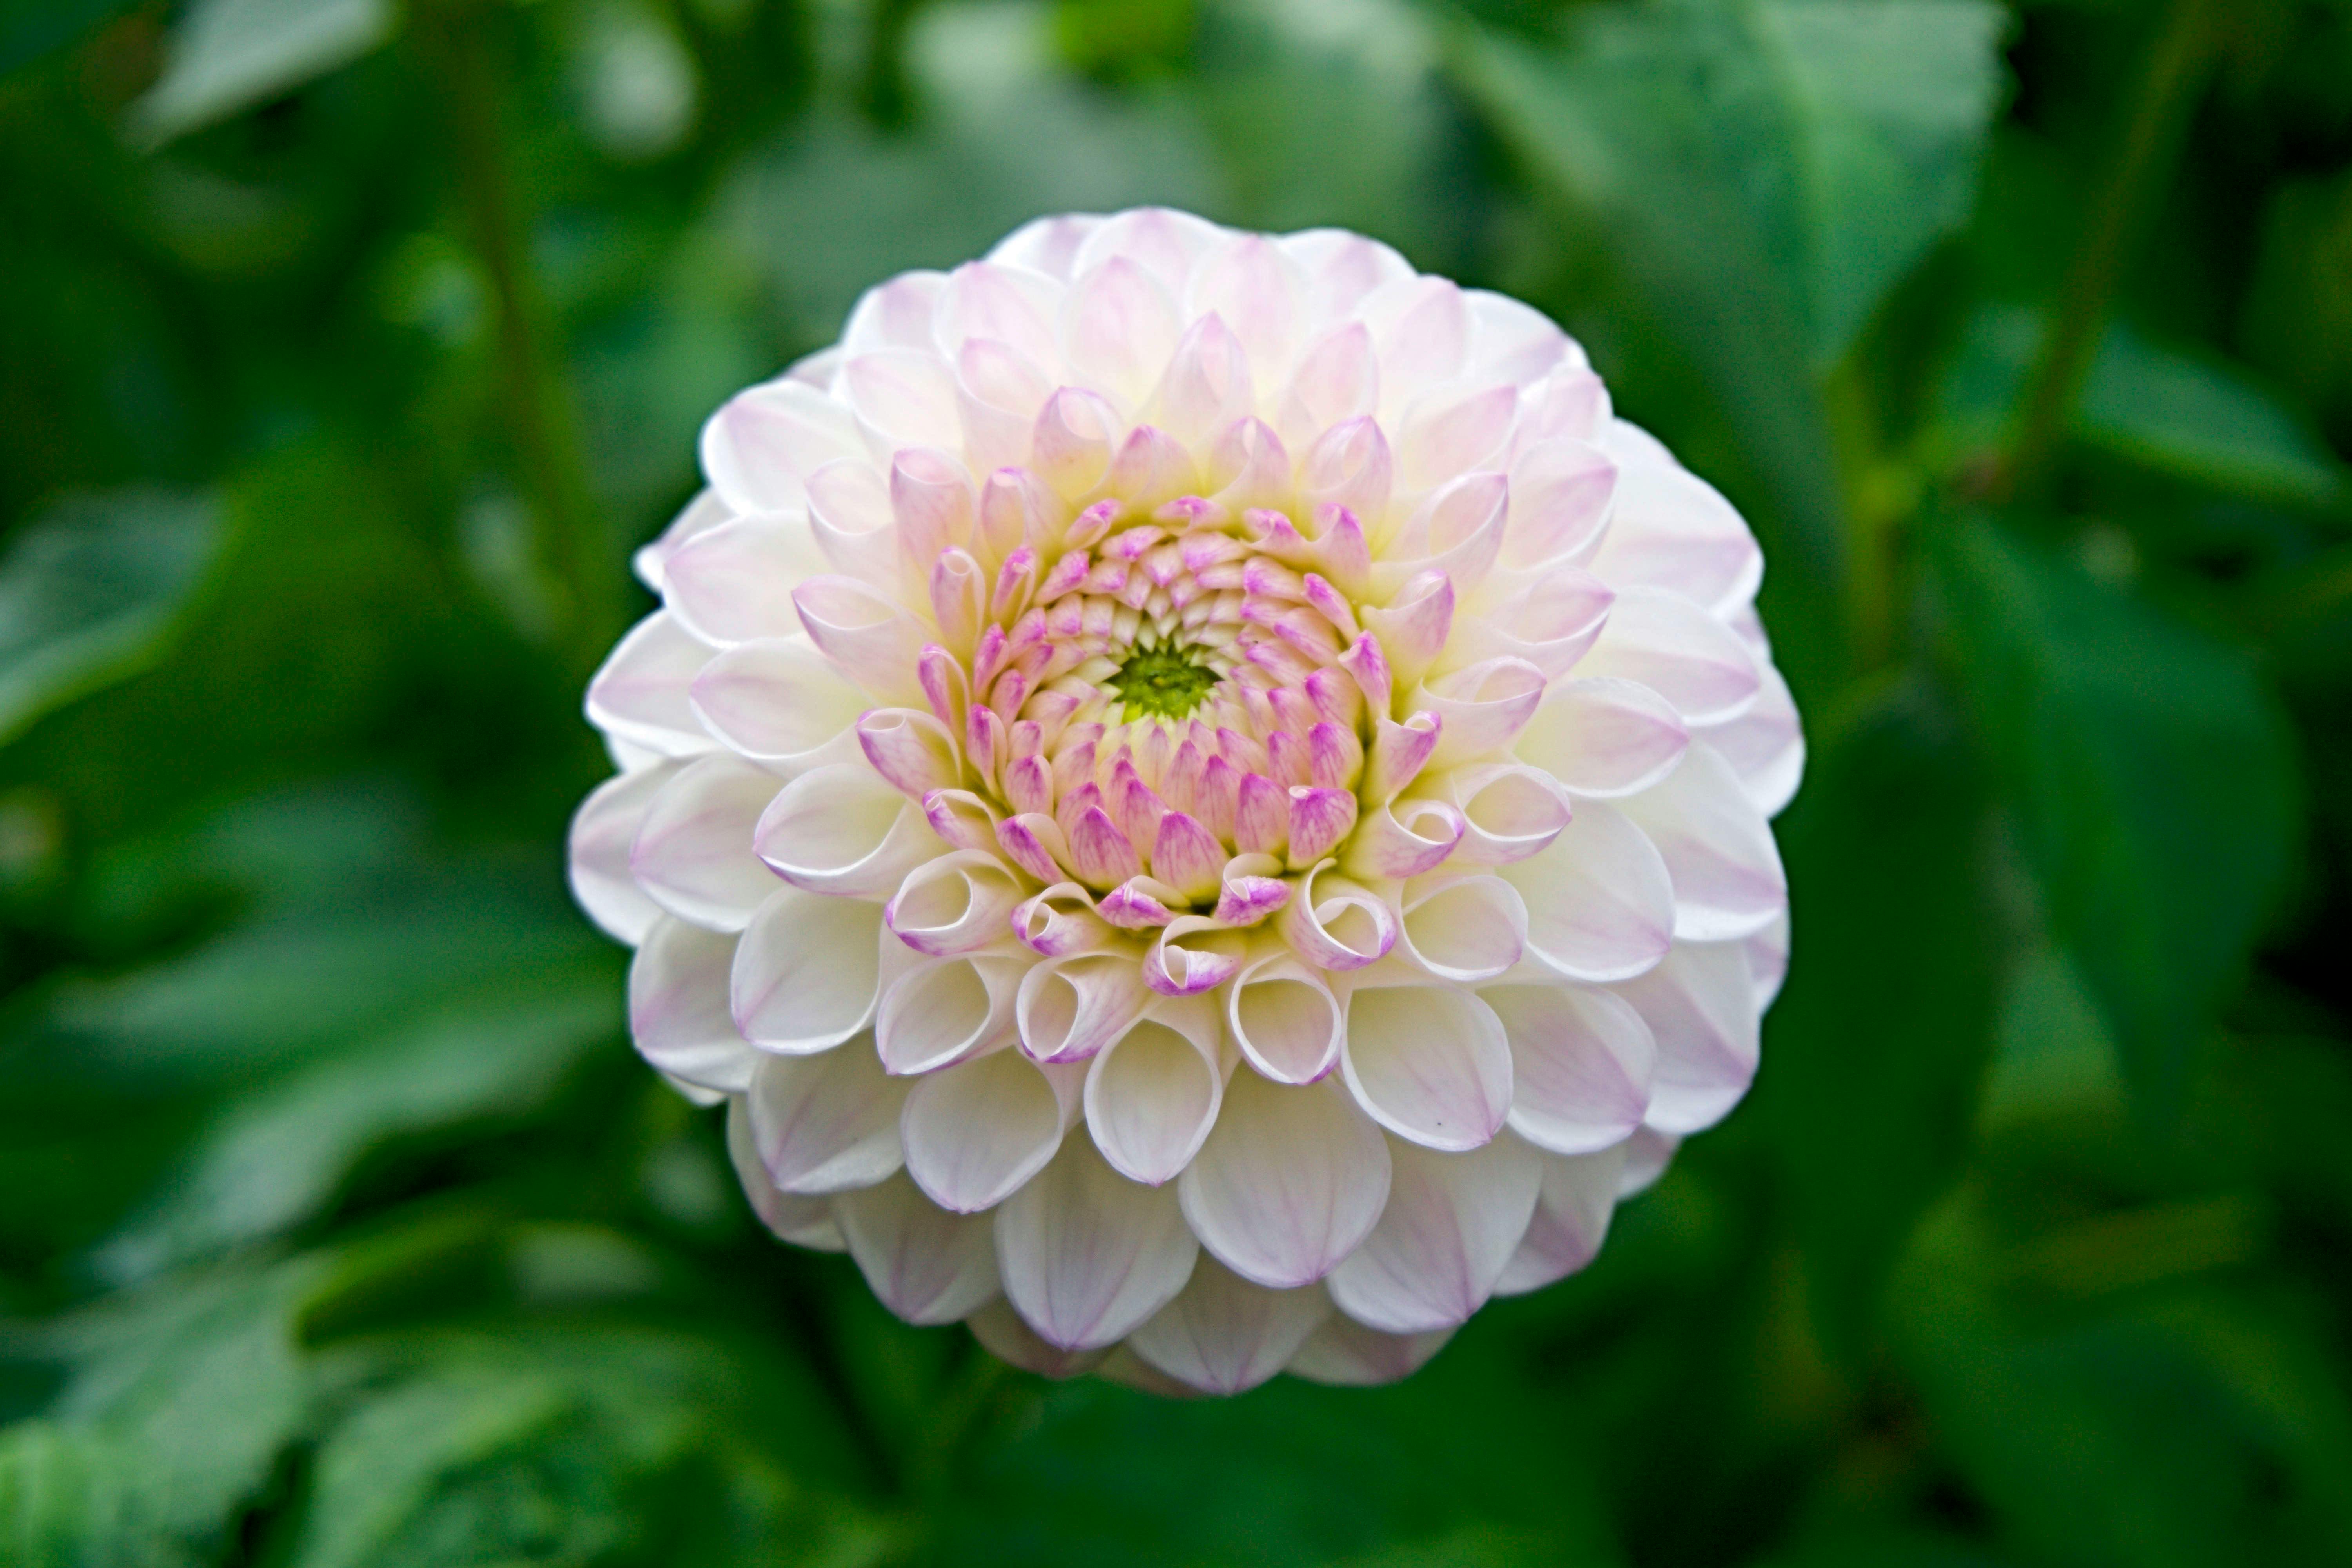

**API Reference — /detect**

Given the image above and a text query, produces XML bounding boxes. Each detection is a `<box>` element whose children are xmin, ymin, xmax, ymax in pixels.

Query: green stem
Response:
<box><xmin>2005</xmin><ymin>0</ymin><xmax>2218</xmax><ymax>502</ymax></box>
<box><xmin>416</xmin><ymin>0</ymin><xmax>621</xmax><ymax>675</ymax></box>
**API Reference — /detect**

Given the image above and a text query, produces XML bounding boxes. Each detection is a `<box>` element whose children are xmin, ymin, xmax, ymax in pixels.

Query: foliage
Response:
<box><xmin>4</xmin><ymin>0</ymin><xmax>2351</xmax><ymax>1564</ymax></box>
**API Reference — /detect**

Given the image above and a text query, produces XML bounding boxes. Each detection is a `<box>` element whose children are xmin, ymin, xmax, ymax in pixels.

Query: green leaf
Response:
<box><xmin>0</xmin><ymin>488</ymin><xmax>223</xmax><ymax>748</ymax></box>
<box><xmin>128</xmin><ymin>0</ymin><xmax>397</xmax><ymax>149</ymax></box>
<box><xmin>1929</xmin><ymin>514</ymin><xmax>2300</xmax><ymax>1114</ymax></box>
<box><xmin>1755</xmin><ymin>675</ymin><xmax>2001</xmax><ymax>1357</ymax></box>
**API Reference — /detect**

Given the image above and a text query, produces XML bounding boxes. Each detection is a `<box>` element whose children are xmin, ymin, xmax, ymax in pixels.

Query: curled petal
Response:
<box><xmin>1363</xmin><ymin>712</ymin><xmax>1441</xmax><ymax>803</ymax></box>
<box><xmin>628</xmin><ymin>916</ymin><xmax>755</xmax><ymax>1092</ymax></box>
<box><xmin>922</xmin><ymin>788</ymin><xmax>1002</xmax><ymax>854</ymax></box>
<box><xmin>1341</xmin><ymin>982</ymin><xmax>1513</xmax><ymax>1151</ymax></box>
<box><xmin>1128</xmin><ymin>1254</ymin><xmax>1330</xmax><ymax>1395</ymax></box>
<box><xmin>1018</xmin><ymin>951</ymin><xmax>1152</xmax><ymax>1064</ymax></box>
<box><xmin>1178</xmin><ymin>1073</ymin><xmax>1392</xmax><ymax>1289</ymax></box>
<box><xmin>995</xmin><ymin>1136</ymin><xmax>1200</xmax><ymax>1351</ymax></box>
<box><xmin>699</xmin><ymin>378</ymin><xmax>861</xmax><ymax>516</ymax></box>
<box><xmin>1149</xmin><ymin>811</ymin><xmax>1225</xmax><ymax>902</ymax></box>
<box><xmin>1395</xmin><ymin>873</ymin><xmax>1527</xmax><ymax>985</ymax></box>
<box><xmin>857</xmin><ymin>708</ymin><xmax>965</xmax><ymax>799</ymax></box>
<box><xmin>1428</xmin><ymin>762</ymin><xmax>1572</xmax><ymax>866</ymax></box>
<box><xmin>1328</xmin><ymin>1133</ymin><xmax>1541</xmax><ymax>1333</ymax></box>
<box><xmin>754</xmin><ymin>763</ymin><xmax>937</xmax><ymax>898</ymax></box>
<box><xmin>1343</xmin><ymin>797</ymin><xmax>1466</xmax><ymax>881</ymax></box>
<box><xmin>748</xmin><ymin>1038</ymin><xmax>908</xmax><ymax>1194</ymax></box>
<box><xmin>900</xmin><ymin>1047</ymin><xmax>1081</xmax><ymax>1212</ymax></box>
<box><xmin>1142</xmin><ymin>915</ymin><xmax>1250</xmax><ymax>996</ymax></box>
<box><xmin>1084</xmin><ymin>1002</ymin><xmax>1225</xmax><ymax>1184</ymax></box>
<box><xmin>1012</xmin><ymin>881</ymin><xmax>1116</xmax><ymax>958</ymax></box>
<box><xmin>1285</xmin><ymin>786</ymin><xmax>1359</xmax><ymax>871</ymax></box>
<box><xmin>995</xmin><ymin>811</ymin><xmax>1073</xmax><ymax>884</ymax></box>
<box><xmin>834</xmin><ymin>1173</ymin><xmax>1001</xmax><ymax>1324</ymax></box>
<box><xmin>886</xmin><ymin>850</ymin><xmax>1026</xmax><ymax>956</ymax></box>
<box><xmin>843</xmin><ymin>347</ymin><xmax>962</xmax><ymax>451</ymax></box>
<box><xmin>876</xmin><ymin>954</ymin><xmax>1024</xmax><ymax>1075</ymax></box>
<box><xmin>1227</xmin><ymin>947</ymin><xmax>1345</xmax><ymax>1084</ymax></box>
<box><xmin>1359</xmin><ymin>571</ymin><xmax>1454</xmax><ymax>693</ymax></box>
<box><xmin>1408</xmin><ymin>657</ymin><xmax>1547</xmax><ymax>770</ymax></box>
<box><xmin>1276</xmin><ymin>862</ymin><xmax>1397</xmax><ymax>971</ymax></box>
<box><xmin>1278</xmin><ymin>325</ymin><xmax>1378</xmax><ymax>449</ymax></box>
<box><xmin>733</xmin><ymin>886</ymin><xmax>888</xmax><ymax>1051</ymax></box>
<box><xmin>804</xmin><ymin>458</ymin><xmax>898</xmax><ymax>588</ymax></box>
<box><xmin>1149</xmin><ymin>312</ymin><xmax>1252</xmax><ymax>445</ymax></box>
<box><xmin>1031</xmin><ymin>386</ymin><xmax>1123</xmax><ymax>497</ymax></box>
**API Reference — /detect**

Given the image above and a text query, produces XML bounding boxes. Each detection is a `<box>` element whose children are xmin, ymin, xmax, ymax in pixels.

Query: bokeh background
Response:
<box><xmin>5</xmin><ymin>0</ymin><xmax>2352</xmax><ymax>1563</ymax></box>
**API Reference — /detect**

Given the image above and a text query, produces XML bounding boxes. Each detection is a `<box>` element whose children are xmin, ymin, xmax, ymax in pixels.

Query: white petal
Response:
<box><xmin>900</xmin><ymin>1046</ymin><xmax>1080</xmax><ymax>1212</ymax></box>
<box><xmin>1071</xmin><ymin>207</ymin><xmax>1224</xmax><ymax>295</ymax></box>
<box><xmin>1423</xmin><ymin>761</ymin><xmax>1572</xmax><ymax>867</ymax></box>
<box><xmin>965</xmin><ymin>1298</ymin><xmax>1109</xmax><ymax>1379</ymax></box>
<box><xmin>1185</xmin><ymin>232</ymin><xmax>1305</xmax><ymax>389</ymax></box>
<box><xmin>630</xmin><ymin>755</ymin><xmax>784</xmax><ymax>931</ymax></box>
<box><xmin>746</xmin><ymin>1036</ymin><xmax>908</xmax><ymax>1194</ymax></box>
<box><xmin>568</xmin><ymin>762</ymin><xmax>676</xmax><ymax>945</ymax></box>
<box><xmin>586</xmin><ymin>611</ymin><xmax>719</xmax><ymax>756</ymax></box>
<box><xmin>995</xmin><ymin>1135</ymin><xmax>1200</xmax><ymax>1350</ymax></box>
<box><xmin>1745</xmin><ymin>913</ymin><xmax>1790</xmax><ymax>1012</ymax></box>
<box><xmin>876</xmin><ymin>954</ymin><xmax>1024</xmax><ymax>1075</ymax></box>
<box><xmin>1691</xmin><ymin>659</ymin><xmax>1804</xmax><ymax>818</ymax></box>
<box><xmin>1359</xmin><ymin>275</ymin><xmax>1470</xmax><ymax>406</ymax></box>
<box><xmin>1177</xmin><ymin>1072</ymin><xmax>1392</xmax><ymax>1289</ymax></box>
<box><xmin>1328</xmin><ymin>1133</ymin><xmax>1541</xmax><ymax>1332</ymax></box>
<box><xmin>1613</xmin><ymin>940</ymin><xmax>1757</xmax><ymax>1134</ymax></box>
<box><xmin>1016</xmin><ymin>951</ymin><xmax>1151</xmax><ymax>1065</ymax></box>
<box><xmin>790</xmin><ymin>575</ymin><xmax>931</xmax><ymax>704</ymax></box>
<box><xmin>1127</xmin><ymin>1254</ymin><xmax>1330</xmax><ymax>1395</ymax></box>
<box><xmin>1341</xmin><ymin>982</ymin><xmax>1513</xmax><ymax>1151</ymax></box>
<box><xmin>753</xmin><ymin>763</ymin><xmax>939</xmax><ymax>898</ymax></box>
<box><xmin>843</xmin><ymin>347</ymin><xmax>963</xmax><ymax>452</ymax></box>
<box><xmin>688</xmin><ymin>637</ymin><xmax>867</xmax><ymax>773</ymax></box>
<box><xmin>1590</xmin><ymin>420</ymin><xmax>1764</xmax><ymax>616</ymax></box>
<box><xmin>933</xmin><ymin>261</ymin><xmax>1063</xmax><ymax>373</ymax></box>
<box><xmin>887</xmin><ymin>850</ymin><xmax>1024</xmax><ymax>957</ymax></box>
<box><xmin>1575</xmin><ymin>587</ymin><xmax>1760</xmax><ymax>726</ymax></box>
<box><xmin>663</xmin><ymin>515</ymin><xmax>829</xmax><ymax>646</ymax></box>
<box><xmin>1618</xmin><ymin>742</ymin><xmax>1788</xmax><ymax>942</ymax></box>
<box><xmin>628</xmin><ymin>916</ymin><xmax>755</xmax><ymax>1092</ymax></box>
<box><xmin>633</xmin><ymin>489</ymin><xmax>732</xmax><ymax>592</ymax></box>
<box><xmin>726</xmin><ymin>1098</ymin><xmax>844</xmax><ymax>1250</ymax></box>
<box><xmin>1226</xmin><ymin>949</ymin><xmax>1345</xmax><ymax>1085</ymax></box>
<box><xmin>731</xmin><ymin>886</ymin><xmax>888</xmax><ymax>1053</ymax></box>
<box><xmin>699</xmin><ymin>378</ymin><xmax>862</xmax><ymax>516</ymax></box>
<box><xmin>1275</xmin><ymin>862</ymin><xmax>1397</xmax><ymax>971</ymax></box>
<box><xmin>1465</xmin><ymin>289</ymin><xmax>1573</xmax><ymax>385</ymax></box>
<box><xmin>1063</xmin><ymin>256</ymin><xmax>1183</xmax><ymax>408</ymax></box>
<box><xmin>1619</xmin><ymin>1125</ymin><xmax>1681</xmax><ymax>1194</ymax></box>
<box><xmin>1499</xmin><ymin>798</ymin><xmax>1675</xmax><ymax>982</ymax></box>
<box><xmin>1513</xmin><ymin>677</ymin><xmax>1690</xmax><ymax>799</ymax></box>
<box><xmin>1084</xmin><ymin>1006</ymin><xmax>1224</xmax><ymax>1186</ymax></box>
<box><xmin>1286</xmin><ymin>1314</ymin><xmax>1453</xmax><ymax>1387</ymax></box>
<box><xmin>1493</xmin><ymin>1142</ymin><xmax>1626</xmax><ymax>1295</ymax></box>
<box><xmin>833</xmin><ymin>1172</ymin><xmax>1001</xmax><ymax>1324</ymax></box>
<box><xmin>1500</xmin><ymin>438</ymin><xmax>1615</xmax><ymax>569</ymax></box>
<box><xmin>988</xmin><ymin>213</ymin><xmax>1100</xmax><ymax>278</ymax></box>
<box><xmin>1484</xmin><ymin>983</ymin><xmax>1654</xmax><ymax>1155</ymax></box>
<box><xmin>843</xmin><ymin>270</ymin><xmax>948</xmax><ymax>353</ymax></box>
<box><xmin>1396</xmin><ymin>873</ymin><xmax>1527</xmax><ymax>984</ymax></box>
<box><xmin>1407</xmin><ymin>657</ymin><xmax>1547</xmax><ymax>770</ymax></box>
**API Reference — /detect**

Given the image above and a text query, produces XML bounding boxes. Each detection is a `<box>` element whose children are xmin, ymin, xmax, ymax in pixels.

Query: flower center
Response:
<box><xmin>1107</xmin><ymin>638</ymin><xmax>1218</xmax><ymax>721</ymax></box>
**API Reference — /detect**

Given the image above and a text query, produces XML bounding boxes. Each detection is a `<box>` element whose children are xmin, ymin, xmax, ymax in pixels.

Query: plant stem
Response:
<box><xmin>416</xmin><ymin>0</ymin><xmax>622</xmax><ymax>676</ymax></box>
<box><xmin>2004</xmin><ymin>0</ymin><xmax>2218</xmax><ymax>501</ymax></box>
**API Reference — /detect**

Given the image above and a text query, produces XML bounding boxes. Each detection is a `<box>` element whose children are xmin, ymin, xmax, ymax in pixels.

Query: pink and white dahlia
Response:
<box><xmin>569</xmin><ymin>209</ymin><xmax>1800</xmax><ymax>1393</ymax></box>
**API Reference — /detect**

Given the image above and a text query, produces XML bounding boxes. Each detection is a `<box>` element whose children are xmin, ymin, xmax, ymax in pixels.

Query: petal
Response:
<box><xmin>1084</xmin><ymin>1006</ymin><xmax>1224</xmax><ymax>1185</ymax></box>
<box><xmin>1499</xmin><ymin>439</ymin><xmax>1615</xmax><ymax>570</ymax></box>
<box><xmin>1274</xmin><ymin>862</ymin><xmax>1397</xmax><ymax>971</ymax></box>
<box><xmin>586</xmin><ymin>611</ymin><xmax>719</xmax><ymax>756</ymax></box>
<box><xmin>753</xmin><ymin>763</ymin><xmax>939</xmax><ymax>898</ymax></box>
<box><xmin>965</xmin><ymin>1298</ymin><xmax>1110</xmax><ymax>1379</ymax></box>
<box><xmin>1493</xmin><ymin>1142</ymin><xmax>1626</xmax><ymax>1295</ymax></box>
<box><xmin>1408</xmin><ymin>657</ymin><xmax>1547</xmax><ymax>770</ymax></box>
<box><xmin>1341</xmin><ymin>982</ymin><xmax>1513</xmax><ymax>1151</ymax></box>
<box><xmin>1286</xmin><ymin>1314</ymin><xmax>1454</xmax><ymax>1387</ymax></box>
<box><xmin>886</xmin><ymin>849</ymin><xmax>1025</xmax><ymax>956</ymax></box>
<box><xmin>1396</xmin><ymin>873</ymin><xmax>1527</xmax><ymax>984</ymax></box>
<box><xmin>1017</xmin><ymin>951</ymin><xmax>1152</xmax><ymax>1065</ymax></box>
<box><xmin>1691</xmin><ymin>659</ymin><xmax>1804</xmax><ymax>818</ymax></box>
<box><xmin>1619</xmin><ymin>1125</ymin><xmax>1681</xmax><ymax>1194</ymax></box>
<box><xmin>1127</xmin><ymin>1254</ymin><xmax>1331</xmax><ymax>1395</ymax></box>
<box><xmin>1618</xmin><ymin>742</ymin><xmax>1788</xmax><ymax>942</ymax></box>
<box><xmin>1424</xmin><ymin>762</ymin><xmax>1572</xmax><ymax>867</ymax></box>
<box><xmin>1512</xmin><ymin>677</ymin><xmax>1690</xmax><ymax>799</ymax></box>
<box><xmin>843</xmin><ymin>347</ymin><xmax>963</xmax><ymax>452</ymax></box>
<box><xmin>1498</xmin><ymin>799</ymin><xmax>1675</xmax><ymax>982</ymax></box>
<box><xmin>1574</xmin><ymin>588</ymin><xmax>1760</xmax><ymax>726</ymax></box>
<box><xmin>664</xmin><ymin>515</ymin><xmax>829</xmax><ymax>645</ymax></box>
<box><xmin>791</xmin><ymin>575</ymin><xmax>931</xmax><ymax>704</ymax></box>
<box><xmin>631</xmin><ymin>755</ymin><xmax>785</xmax><ymax>932</ymax></box>
<box><xmin>689</xmin><ymin>637</ymin><xmax>867</xmax><ymax>772</ymax></box>
<box><xmin>726</xmin><ymin>1098</ymin><xmax>845</xmax><ymax>1250</ymax></box>
<box><xmin>876</xmin><ymin>954</ymin><xmax>1024</xmax><ymax>1075</ymax></box>
<box><xmin>1327</xmin><ymin>1133</ymin><xmax>1541</xmax><ymax>1332</ymax></box>
<box><xmin>731</xmin><ymin>886</ymin><xmax>887</xmax><ymax>1052</ymax></box>
<box><xmin>1613</xmin><ymin>940</ymin><xmax>1758</xmax><ymax>1134</ymax></box>
<box><xmin>746</xmin><ymin>1037</ymin><xmax>909</xmax><ymax>1194</ymax></box>
<box><xmin>900</xmin><ymin>1046</ymin><xmax>1080</xmax><ymax>1212</ymax></box>
<box><xmin>1226</xmin><ymin>949</ymin><xmax>1345</xmax><ymax>1085</ymax></box>
<box><xmin>634</xmin><ymin>489</ymin><xmax>731</xmax><ymax>594</ymax></box>
<box><xmin>568</xmin><ymin>762</ymin><xmax>676</xmax><ymax>945</ymax></box>
<box><xmin>1063</xmin><ymin>256</ymin><xmax>1183</xmax><ymax>407</ymax></box>
<box><xmin>699</xmin><ymin>377</ymin><xmax>862</xmax><ymax>516</ymax></box>
<box><xmin>842</xmin><ymin>270</ymin><xmax>948</xmax><ymax>353</ymax></box>
<box><xmin>1071</xmin><ymin>207</ymin><xmax>1224</xmax><ymax>295</ymax></box>
<box><xmin>833</xmin><ymin>1172</ymin><xmax>1001</xmax><ymax>1324</ymax></box>
<box><xmin>1177</xmin><ymin>1073</ymin><xmax>1392</xmax><ymax>1289</ymax></box>
<box><xmin>995</xmin><ymin>1135</ymin><xmax>1200</xmax><ymax>1350</ymax></box>
<box><xmin>1484</xmin><ymin>983</ymin><xmax>1654</xmax><ymax>1155</ymax></box>
<box><xmin>1589</xmin><ymin>420</ymin><xmax>1764</xmax><ymax>615</ymax></box>
<box><xmin>628</xmin><ymin>916</ymin><xmax>755</xmax><ymax>1092</ymax></box>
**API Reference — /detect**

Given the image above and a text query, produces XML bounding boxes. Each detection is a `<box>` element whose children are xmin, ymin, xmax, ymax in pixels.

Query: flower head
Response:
<box><xmin>570</xmin><ymin>209</ymin><xmax>1802</xmax><ymax>1392</ymax></box>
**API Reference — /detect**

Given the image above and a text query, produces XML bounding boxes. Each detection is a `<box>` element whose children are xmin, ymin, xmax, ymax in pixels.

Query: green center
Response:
<box><xmin>1109</xmin><ymin>641</ymin><xmax>1218</xmax><ymax>720</ymax></box>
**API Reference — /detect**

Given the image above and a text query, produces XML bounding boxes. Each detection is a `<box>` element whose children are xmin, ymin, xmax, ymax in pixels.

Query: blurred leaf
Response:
<box><xmin>0</xmin><ymin>0</ymin><xmax>141</xmax><ymax>78</ymax></box>
<box><xmin>0</xmin><ymin>488</ymin><xmax>222</xmax><ymax>749</ymax></box>
<box><xmin>1757</xmin><ymin>675</ymin><xmax>2000</xmax><ymax>1357</ymax></box>
<box><xmin>1929</xmin><ymin>513</ymin><xmax>2300</xmax><ymax>1114</ymax></box>
<box><xmin>95</xmin><ymin>981</ymin><xmax>617</xmax><ymax>1281</ymax></box>
<box><xmin>129</xmin><ymin>0</ymin><xmax>397</xmax><ymax>149</ymax></box>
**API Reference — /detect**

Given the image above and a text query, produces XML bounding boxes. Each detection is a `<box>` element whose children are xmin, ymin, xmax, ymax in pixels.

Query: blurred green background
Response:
<box><xmin>4</xmin><ymin>0</ymin><xmax>2352</xmax><ymax>1563</ymax></box>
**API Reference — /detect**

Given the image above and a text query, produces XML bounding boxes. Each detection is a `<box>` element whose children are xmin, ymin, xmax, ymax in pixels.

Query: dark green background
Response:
<box><xmin>4</xmin><ymin>0</ymin><xmax>2351</xmax><ymax>1563</ymax></box>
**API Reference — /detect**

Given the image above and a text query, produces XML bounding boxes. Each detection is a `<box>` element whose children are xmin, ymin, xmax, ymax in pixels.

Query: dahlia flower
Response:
<box><xmin>570</xmin><ymin>209</ymin><xmax>1800</xmax><ymax>1393</ymax></box>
